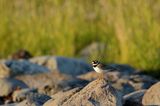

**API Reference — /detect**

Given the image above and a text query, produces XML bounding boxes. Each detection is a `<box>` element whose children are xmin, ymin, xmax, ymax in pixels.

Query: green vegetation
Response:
<box><xmin>0</xmin><ymin>0</ymin><xmax>160</xmax><ymax>71</ymax></box>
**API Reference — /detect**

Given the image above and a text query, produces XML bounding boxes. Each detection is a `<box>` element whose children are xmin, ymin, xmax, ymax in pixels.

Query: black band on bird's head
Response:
<box><xmin>92</xmin><ymin>60</ymin><xmax>100</xmax><ymax>67</ymax></box>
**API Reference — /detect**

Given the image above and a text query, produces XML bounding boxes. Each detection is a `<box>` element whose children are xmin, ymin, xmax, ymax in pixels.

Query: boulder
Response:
<box><xmin>123</xmin><ymin>89</ymin><xmax>146</xmax><ymax>106</ymax></box>
<box><xmin>12</xmin><ymin>88</ymin><xmax>37</xmax><ymax>102</ymax></box>
<box><xmin>16</xmin><ymin>71</ymin><xmax>89</xmax><ymax>96</ymax></box>
<box><xmin>4</xmin><ymin>60</ymin><xmax>49</xmax><ymax>77</ymax></box>
<box><xmin>16</xmin><ymin>93</ymin><xmax>51</xmax><ymax>106</ymax></box>
<box><xmin>79</xmin><ymin>70</ymin><xmax>157</xmax><ymax>95</ymax></box>
<box><xmin>0</xmin><ymin>78</ymin><xmax>28</xmax><ymax>97</ymax></box>
<box><xmin>142</xmin><ymin>82</ymin><xmax>160</xmax><ymax>105</ymax></box>
<box><xmin>30</xmin><ymin>56</ymin><xmax>92</xmax><ymax>76</ymax></box>
<box><xmin>44</xmin><ymin>78</ymin><xmax>122</xmax><ymax>106</ymax></box>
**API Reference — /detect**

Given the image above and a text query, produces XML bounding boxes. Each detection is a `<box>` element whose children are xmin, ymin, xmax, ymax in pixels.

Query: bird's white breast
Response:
<box><xmin>93</xmin><ymin>67</ymin><xmax>104</xmax><ymax>73</ymax></box>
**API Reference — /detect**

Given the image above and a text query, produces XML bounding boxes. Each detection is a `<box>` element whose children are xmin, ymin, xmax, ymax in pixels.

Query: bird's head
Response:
<box><xmin>92</xmin><ymin>60</ymin><xmax>100</xmax><ymax>67</ymax></box>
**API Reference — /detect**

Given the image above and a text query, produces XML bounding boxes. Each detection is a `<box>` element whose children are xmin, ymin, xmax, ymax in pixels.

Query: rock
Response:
<box><xmin>112</xmin><ymin>78</ymin><xmax>135</xmax><ymax>95</ymax></box>
<box><xmin>142</xmin><ymin>82</ymin><xmax>160</xmax><ymax>105</ymax></box>
<box><xmin>79</xmin><ymin>42</ymin><xmax>106</xmax><ymax>60</ymax></box>
<box><xmin>5</xmin><ymin>60</ymin><xmax>49</xmax><ymax>77</ymax></box>
<box><xmin>0</xmin><ymin>103</ymin><xmax>18</xmax><ymax>106</ymax></box>
<box><xmin>40</xmin><ymin>77</ymin><xmax>89</xmax><ymax>95</ymax></box>
<box><xmin>30</xmin><ymin>56</ymin><xmax>92</xmax><ymax>76</ymax></box>
<box><xmin>44</xmin><ymin>79</ymin><xmax>122</xmax><ymax>106</ymax></box>
<box><xmin>29</xmin><ymin>56</ymin><xmax>57</xmax><ymax>71</ymax></box>
<box><xmin>58</xmin><ymin>78</ymin><xmax>89</xmax><ymax>90</ymax></box>
<box><xmin>11</xmin><ymin>49</ymin><xmax>32</xmax><ymax>60</ymax></box>
<box><xmin>16</xmin><ymin>93</ymin><xmax>51</xmax><ymax>106</ymax></box>
<box><xmin>16</xmin><ymin>71</ymin><xmax>88</xmax><ymax>96</ymax></box>
<box><xmin>12</xmin><ymin>88</ymin><xmax>37</xmax><ymax>102</ymax></box>
<box><xmin>39</xmin><ymin>78</ymin><xmax>89</xmax><ymax>96</ymax></box>
<box><xmin>78</xmin><ymin>71</ymin><xmax>99</xmax><ymax>81</ymax></box>
<box><xmin>0</xmin><ymin>63</ymin><xmax>11</xmax><ymax>78</ymax></box>
<box><xmin>123</xmin><ymin>90</ymin><xmax>146</xmax><ymax>106</ymax></box>
<box><xmin>16</xmin><ymin>71</ymin><xmax>71</xmax><ymax>90</ymax></box>
<box><xmin>0</xmin><ymin>78</ymin><xmax>28</xmax><ymax>97</ymax></box>
<box><xmin>44</xmin><ymin>87</ymin><xmax>82</xmax><ymax>106</ymax></box>
<box><xmin>79</xmin><ymin>69</ymin><xmax>157</xmax><ymax>96</ymax></box>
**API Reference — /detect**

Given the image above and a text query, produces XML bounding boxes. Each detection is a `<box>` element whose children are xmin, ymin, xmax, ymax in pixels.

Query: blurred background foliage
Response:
<box><xmin>0</xmin><ymin>0</ymin><xmax>160</xmax><ymax>72</ymax></box>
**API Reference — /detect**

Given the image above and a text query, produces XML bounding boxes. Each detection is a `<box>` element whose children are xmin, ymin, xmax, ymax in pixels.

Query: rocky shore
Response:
<box><xmin>0</xmin><ymin>56</ymin><xmax>159</xmax><ymax>106</ymax></box>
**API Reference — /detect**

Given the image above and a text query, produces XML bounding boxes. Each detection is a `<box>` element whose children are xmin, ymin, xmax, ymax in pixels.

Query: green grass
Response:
<box><xmin>0</xmin><ymin>0</ymin><xmax>160</xmax><ymax>72</ymax></box>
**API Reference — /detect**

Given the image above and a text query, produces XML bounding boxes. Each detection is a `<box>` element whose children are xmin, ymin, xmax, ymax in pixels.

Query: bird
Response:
<box><xmin>92</xmin><ymin>60</ymin><xmax>118</xmax><ymax>79</ymax></box>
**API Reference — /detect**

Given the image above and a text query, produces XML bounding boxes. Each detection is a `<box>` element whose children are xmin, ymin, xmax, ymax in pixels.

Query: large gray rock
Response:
<box><xmin>142</xmin><ymin>82</ymin><xmax>160</xmax><ymax>105</ymax></box>
<box><xmin>44</xmin><ymin>79</ymin><xmax>122</xmax><ymax>106</ymax></box>
<box><xmin>5</xmin><ymin>60</ymin><xmax>49</xmax><ymax>77</ymax></box>
<box><xmin>0</xmin><ymin>78</ymin><xmax>28</xmax><ymax>97</ymax></box>
<box><xmin>12</xmin><ymin>88</ymin><xmax>37</xmax><ymax>102</ymax></box>
<box><xmin>123</xmin><ymin>90</ymin><xmax>146</xmax><ymax>106</ymax></box>
<box><xmin>79</xmin><ymin>69</ymin><xmax>157</xmax><ymax>95</ymax></box>
<box><xmin>16</xmin><ymin>71</ymin><xmax>71</xmax><ymax>91</ymax></box>
<box><xmin>16</xmin><ymin>71</ymin><xmax>89</xmax><ymax>96</ymax></box>
<box><xmin>30</xmin><ymin>56</ymin><xmax>92</xmax><ymax>76</ymax></box>
<box><xmin>16</xmin><ymin>93</ymin><xmax>51</xmax><ymax>106</ymax></box>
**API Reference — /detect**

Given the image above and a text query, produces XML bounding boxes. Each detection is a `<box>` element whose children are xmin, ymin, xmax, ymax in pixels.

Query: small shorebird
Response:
<box><xmin>92</xmin><ymin>60</ymin><xmax>118</xmax><ymax>79</ymax></box>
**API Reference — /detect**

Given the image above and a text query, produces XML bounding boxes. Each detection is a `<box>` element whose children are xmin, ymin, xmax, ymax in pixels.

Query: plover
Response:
<box><xmin>92</xmin><ymin>60</ymin><xmax>118</xmax><ymax>79</ymax></box>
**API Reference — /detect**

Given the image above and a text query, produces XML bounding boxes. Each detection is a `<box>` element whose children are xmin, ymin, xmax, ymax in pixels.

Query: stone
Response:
<box><xmin>16</xmin><ymin>71</ymin><xmax>71</xmax><ymax>91</ymax></box>
<box><xmin>16</xmin><ymin>93</ymin><xmax>51</xmax><ymax>106</ymax></box>
<box><xmin>0</xmin><ymin>103</ymin><xmax>18</xmax><ymax>106</ymax></box>
<box><xmin>12</xmin><ymin>88</ymin><xmax>37</xmax><ymax>102</ymax></box>
<box><xmin>44</xmin><ymin>79</ymin><xmax>122</xmax><ymax>106</ymax></box>
<box><xmin>30</xmin><ymin>56</ymin><xmax>92</xmax><ymax>76</ymax></box>
<box><xmin>0</xmin><ymin>63</ymin><xmax>11</xmax><ymax>78</ymax></box>
<box><xmin>0</xmin><ymin>78</ymin><xmax>28</xmax><ymax>97</ymax></box>
<box><xmin>142</xmin><ymin>82</ymin><xmax>160</xmax><ymax>105</ymax></box>
<box><xmin>78</xmin><ymin>71</ymin><xmax>99</xmax><ymax>81</ymax></box>
<box><xmin>16</xmin><ymin>71</ymin><xmax>88</xmax><ymax>96</ymax></box>
<box><xmin>5</xmin><ymin>60</ymin><xmax>49</xmax><ymax>77</ymax></box>
<box><xmin>111</xmin><ymin>78</ymin><xmax>135</xmax><ymax>95</ymax></box>
<box><xmin>29</xmin><ymin>56</ymin><xmax>57</xmax><ymax>71</ymax></box>
<box><xmin>79</xmin><ymin>69</ymin><xmax>157</xmax><ymax>96</ymax></box>
<box><xmin>123</xmin><ymin>89</ymin><xmax>146</xmax><ymax>106</ymax></box>
<box><xmin>44</xmin><ymin>87</ymin><xmax>82</xmax><ymax>106</ymax></box>
<box><xmin>128</xmin><ymin>74</ymin><xmax>158</xmax><ymax>90</ymax></box>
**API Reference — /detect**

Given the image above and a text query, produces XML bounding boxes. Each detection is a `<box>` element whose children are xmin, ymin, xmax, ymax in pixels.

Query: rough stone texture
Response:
<box><xmin>0</xmin><ymin>78</ymin><xmax>28</xmax><ymax>97</ymax></box>
<box><xmin>44</xmin><ymin>79</ymin><xmax>122</xmax><ymax>106</ymax></box>
<box><xmin>5</xmin><ymin>60</ymin><xmax>49</xmax><ymax>77</ymax></box>
<box><xmin>29</xmin><ymin>56</ymin><xmax>57</xmax><ymax>71</ymax></box>
<box><xmin>16</xmin><ymin>71</ymin><xmax>71</xmax><ymax>89</ymax></box>
<box><xmin>0</xmin><ymin>103</ymin><xmax>18</xmax><ymax>106</ymax></box>
<box><xmin>142</xmin><ymin>82</ymin><xmax>160</xmax><ymax>105</ymax></box>
<box><xmin>30</xmin><ymin>56</ymin><xmax>92</xmax><ymax>76</ymax></box>
<box><xmin>16</xmin><ymin>71</ymin><xmax>88</xmax><ymax>96</ymax></box>
<box><xmin>79</xmin><ymin>67</ymin><xmax>157</xmax><ymax>95</ymax></box>
<box><xmin>123</xmin><ymin>89</ymin><xmax>146</xmax><ymax>106</ymax></box>
<box><xmin>12</xmin><ymin>88</ymin><xmax>37</xmax><ymax>102</ymax></box>
<box><xmin>16</xmin><ymin>93</ymin><xmax>51</xmax><ymax>106</ymax></box>
<box><xmin>47</xmin><ymin>87</ymin><xmax>82</xmax><ymax>105</ymax></box>
<box><xmin>0</xmin><ymin>63</ymin><xmax>11</xmax><ymax>78</ymax></box>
